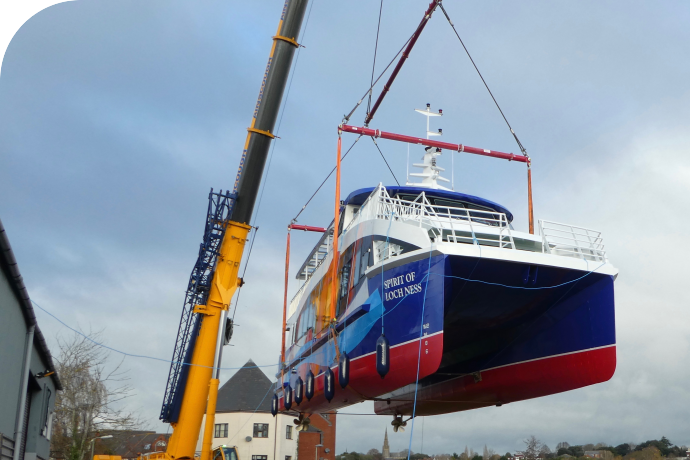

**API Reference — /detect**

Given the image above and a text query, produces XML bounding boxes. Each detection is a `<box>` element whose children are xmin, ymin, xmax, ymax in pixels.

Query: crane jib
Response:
<box><xmin>158</xmin><ymin>1</ymin><xmax>311</xmax><ymax>456</ymax></box>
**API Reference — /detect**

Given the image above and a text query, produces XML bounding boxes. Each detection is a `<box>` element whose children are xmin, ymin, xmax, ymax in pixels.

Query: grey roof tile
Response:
<box><xmin>216</xmin><ymin>359</ymin><xmax>274</xmax><ymax>413</ymax></box>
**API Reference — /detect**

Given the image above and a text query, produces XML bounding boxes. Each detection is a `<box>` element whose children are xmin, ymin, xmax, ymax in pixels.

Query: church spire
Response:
<box><xmin>383</xmin><ymin>427</ymin><xmax>391</xmax><ymax>459</ymax></box>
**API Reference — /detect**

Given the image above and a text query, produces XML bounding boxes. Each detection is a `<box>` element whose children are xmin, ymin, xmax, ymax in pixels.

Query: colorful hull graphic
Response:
<box><xmin>280</xmin><ymin>251</ymin><xmax>616</xmax><ymax>415</ymax></box>
<box><xmin>280</xmin><ymin>255</ymin><xmax>445</xmax><ymax>413</ymax></box>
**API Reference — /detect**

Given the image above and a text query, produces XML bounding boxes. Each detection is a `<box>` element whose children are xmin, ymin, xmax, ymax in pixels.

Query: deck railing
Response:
<box><xmin>538</xmin><ymin>219</ymin><xmax>606</xmax><ymax>262</ymax></box>
<box><xmin>350</xmin><ymin>184</ymin><xmax>516</xmax><ymax>250</ymax></box>
<box><xmin>289</xmin><ymin>186</ymin><xmax>607</xmax><ymax>316</ymax></box>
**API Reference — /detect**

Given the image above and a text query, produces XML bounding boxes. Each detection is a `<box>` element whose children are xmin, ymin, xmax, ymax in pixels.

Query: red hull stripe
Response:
<box><xmin>280</xmin><ymin>332</ymin><xmax>444</xmax><ymax>413</ymax></box>
<box><xmin>375</xmin><ymin>345</ymin><xmax>616</xmax><ymax>416</ymax></box>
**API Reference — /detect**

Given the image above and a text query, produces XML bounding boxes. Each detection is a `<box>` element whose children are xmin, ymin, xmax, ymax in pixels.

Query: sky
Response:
<box><xmin>1</xmin><ymin>0</ymin><xmax>690</xmax><ymax>456</ymax></box>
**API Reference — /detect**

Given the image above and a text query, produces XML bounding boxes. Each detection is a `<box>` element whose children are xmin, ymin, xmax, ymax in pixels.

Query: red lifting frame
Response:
<box><xmin>281</xmin><ymin>223</ymin><xmax>327</xmax><ymax>373</ymax></box>
<box><xmin>340</xmin><ymin>124</ymin><xmax>535</xmax><ymax>234</ymax></box>
<box><xmin>341</xmin><ymin>124</ymin><xmax>529</xmax><ymax>163</ymax></box>
<box><xmin>364</xmin><ymin>0</ymin><xmax>442</xmax><ymax>126</ymax></box>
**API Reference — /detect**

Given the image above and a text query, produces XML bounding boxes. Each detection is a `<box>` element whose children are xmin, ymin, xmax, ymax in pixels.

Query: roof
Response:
<box><xmin>0</xmin><ymin>218</ymin><xmax>62</xmax><ymax>390</ymax></box>
<box><xmin>343</xmin><ymin>185</ymin><xmax>514</xmax><ymax>222</ymax></box>
<box><xmin>96</xmin><ymin>431</ymin><xmax>171</xmax><ymax>458</ymax></box>
<box><xmin>216</xmin><ymin>359</ymin><xmax>273</xmax><ymax>413</ymax></box>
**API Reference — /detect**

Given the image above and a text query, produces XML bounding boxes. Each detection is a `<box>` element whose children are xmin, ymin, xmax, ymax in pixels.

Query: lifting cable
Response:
<box><xmin>366</xmin><ymin>0</ymin><xmax>385</xmax><ymax>114</ymax></box>
<box><xmin>232</xmin><ymin>0</ymin><xmax>317</xmax><ymax>319</ymax></box>
<box><xmin>371</xmin><ymin>137</ymin><xmax>400</xmax><ymax>186</ymax></box>
<box><xmin>292</xmin><ymin>135</ymin><xmax>363</xmax><ymax>222</ymax></box>
<box><xmin>438</xmin><ymin>3</ymin><xmax>529</xmax><ymax>159</ymax></box>
<box><xmin>342</xmin><ymin>28</ymin><xmax>417</xmax><ymax>124</ymax></box>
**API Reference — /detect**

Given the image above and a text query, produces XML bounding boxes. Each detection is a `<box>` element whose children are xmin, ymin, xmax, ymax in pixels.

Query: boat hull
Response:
<box><xmin>280</xmin><ymin>254</ymin><xmax>446</xmax><ymax>413</ymax></box>
<box><xmin>281</xmin><ymin>251</ymin><xmax>616</xmax><ymax>416</ymax></box>
<box><xmin>375</xmin><ymin>253</ymin><xmax>617</xmax><ymax>415</ymax></box>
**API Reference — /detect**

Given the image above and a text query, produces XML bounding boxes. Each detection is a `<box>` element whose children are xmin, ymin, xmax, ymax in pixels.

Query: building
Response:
<box><xmin>296</xmin><ymin>411</ymin><xmax>335</xmax><ymax>460</ymax></box>
<box><xmin>94</xmin><ymin>432</ymin><xmax>171</xmax><ymax>460</ymax></box>
<box><xmin>198</xmin><ymin>360</ymin><xmax>335</xmax><ymax>460</ymax></box>
<box><xmin>0</xmin><ymin>218</ymin><xmax>62</xmax><ymax>460</ymax></box>
<box><xmin>382</xmin><ymin>428</ymin><xmax>390</xmax><ymax>459</ymax></box>
<box><xmin>380</xmin><ymin>429</ymin><xmax>403</xmax><ymax>460</ymax></box>
<box><xmin>197</xmin><ymin>359</ymin><xmax>294</xmax><ymax>460</ymax></box>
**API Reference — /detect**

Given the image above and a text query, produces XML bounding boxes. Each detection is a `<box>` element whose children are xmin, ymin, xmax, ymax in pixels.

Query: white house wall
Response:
<box><xmin>196</xmin><ymin>413</ymin><xmax>297</xmax><ymax>460</ymax></box>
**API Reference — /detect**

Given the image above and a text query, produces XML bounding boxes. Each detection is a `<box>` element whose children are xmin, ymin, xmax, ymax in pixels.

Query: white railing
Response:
<box><xmin>289</xmin><ymin>186</ymin><xmax>606</xmax><ymax>317</ymax></box>
<box><xmin>538</xmin><ymin>219</ymin><xmax>606</xmax><ymax>262</ymax></box>
<box><xmin>351</xmin><ymin>184</ymin><xmax>516</xmax><ymax>250</ymax></box>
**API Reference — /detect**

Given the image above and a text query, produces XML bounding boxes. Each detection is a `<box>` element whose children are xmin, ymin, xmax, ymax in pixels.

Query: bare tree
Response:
<box><xmin>51</xmin><ymin>332</ymin><xmax>140</xmax><ymax>460</ymax></box>
<box><xmin>520</xmin><ymin>436</ymin><xmax>545</xmax><ymax>460</ymax></box>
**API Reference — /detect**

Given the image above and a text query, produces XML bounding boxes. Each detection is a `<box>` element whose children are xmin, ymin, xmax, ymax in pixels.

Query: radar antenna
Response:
<box><xmin>407</xmin><ymin>104</ymin><xmax>450</xmax><ymax>190</ymax></box>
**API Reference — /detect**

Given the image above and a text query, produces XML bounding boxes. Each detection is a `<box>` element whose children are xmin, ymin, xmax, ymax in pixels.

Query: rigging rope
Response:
<box><xmin>438</xmin><ymin>3</ymin><xmax>529</xmax><ymax>158</ymax></box>
<box><xmin>366</xmin><ymin>0</ymin><xmax>385</xmax><ymax>114</ymax></box>
<box><xmin>372</xmin><ymin>137</ymin><xmax>400</xmax><ymax>186</ymax></box>
<box><xmin>342</xmin><ymin>29</ymin><xmax>417</xmax><ymax>124</ymax></box>
<box><xmin>292</xmin><ymin>135</ymin><xmax>362</xmax><ymax>222</ymax></box>
<box><xmin>406</xmin><ymin>242</ymin><xmax>434</xmax><ymax>460</ymax></box>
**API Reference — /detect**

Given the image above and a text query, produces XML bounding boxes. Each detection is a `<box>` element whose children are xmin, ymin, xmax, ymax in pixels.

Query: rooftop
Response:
<box><xmin>216</xmin><ymin>359</ymin><xmax>273</xmax><ymax>413</ymax></box>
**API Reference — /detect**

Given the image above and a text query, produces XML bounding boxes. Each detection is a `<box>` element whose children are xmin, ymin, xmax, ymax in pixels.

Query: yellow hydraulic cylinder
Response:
<box><xmin>200</xmin><ymin>378</ymin><xmax>220</xmax><ymax>460</ymax></box>
<box><xmin>164</xmin><ymin>221</ymin><xmax>250</xmax><ymax>460</ymax></box>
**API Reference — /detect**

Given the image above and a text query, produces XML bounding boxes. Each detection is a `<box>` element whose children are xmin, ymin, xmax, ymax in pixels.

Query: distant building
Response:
<box><xmin>585</xmin><ymin>452</ymin><xmax>604</xmax><ymax>458</ymax></box>
<box><xmin>197</xmin><ymin>360</ymin><xmax>336</xmax><ymax>460</ymax></box>
<box><xmin>0</xmin><ymin>219</ymin><xmax>62</xmax><ymax>460</ymax></box>
<box><xmin>382</xmin><ymin>428</ymin><xmax>390</xmax><ymax>459</ymax></box>
<box><xmin>381</xmin><ymin>429</ymin><xmax>404</xmax><ymax>460</ymax></box>
<box><xmin>94</xmin><ymin>432</ymin><xmax>171</xmax><ymax>460</ymax></box>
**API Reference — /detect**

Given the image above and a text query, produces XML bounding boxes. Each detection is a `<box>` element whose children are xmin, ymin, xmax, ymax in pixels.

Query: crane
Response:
<box><xmin>149</xmin><ymin>2</ymin><xmax>310</xmax><ymax>460</ymax></box>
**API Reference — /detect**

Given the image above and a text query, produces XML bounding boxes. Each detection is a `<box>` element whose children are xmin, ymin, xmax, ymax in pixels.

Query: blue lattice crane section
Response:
<box><xmin>160</xmin><ymin>189</ymin><xmax>236</xmax><ymax>423</ymax></box>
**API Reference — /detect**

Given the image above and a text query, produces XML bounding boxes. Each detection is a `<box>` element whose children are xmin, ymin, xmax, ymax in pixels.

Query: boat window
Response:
<box><xmin>338</xmin><ymin>207</ymin><xmax>346</xmax><ymax>236</ymax></box>
<box><xmin>336</xmin><ymin>256</ymin><xmax>352</xmax><ymax>317</ymax></box>
<box><xmin>396</xmin><ymin>194</ymin><xmax>423</xmax><ymax>203</ymax></box>
<box><xmin>295</xmin><ymin>297</ymin><xmax>316</xmax><ymax>341</ymax></box>
<box><xmin>360</xmin><ymin>237</ymin><xmax>373</xmax><ymax>277</ymax></box>
<box><xmin>353</xmin><ymin>240</ymin><xmax>362</xmax><ymax>282</ymax></box>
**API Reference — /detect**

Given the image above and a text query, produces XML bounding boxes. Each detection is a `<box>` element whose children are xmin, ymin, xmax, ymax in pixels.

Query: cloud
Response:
<box><xmin>1</xmin><ymin>0</ymin><xmax>690</xmax><ymax>453</ymax></box>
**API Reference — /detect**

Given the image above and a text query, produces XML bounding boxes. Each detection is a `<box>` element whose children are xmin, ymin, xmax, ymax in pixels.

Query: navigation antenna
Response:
<box><xmin>408</xmin><ymin>104</ymin><xmax>451</xmax><ymax>190</ymax></box>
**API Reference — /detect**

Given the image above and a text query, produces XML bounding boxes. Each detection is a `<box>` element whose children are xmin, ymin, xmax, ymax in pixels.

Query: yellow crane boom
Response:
<box><xmin>154</xmin><ymin>1</ymin><xmax>311</xmax><ymax>459</ymax></box>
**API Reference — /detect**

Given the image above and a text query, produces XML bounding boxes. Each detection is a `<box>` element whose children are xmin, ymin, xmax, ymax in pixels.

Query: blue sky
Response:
<box><xmin>2</xmin><ymin>0</ymin><xmax>690</xmax><ymax>455</ymax></box>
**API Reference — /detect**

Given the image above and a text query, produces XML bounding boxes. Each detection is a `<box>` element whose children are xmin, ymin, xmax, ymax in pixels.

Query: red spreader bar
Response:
<box><xmin>289</xmin><ymin>224</ymin><xmax>327</xmax><ymax>233</ymax></box>
<box><xmin>341</xmin><ymin>124</ymin><xmax>529</xmax><ymax>164</ymax></box>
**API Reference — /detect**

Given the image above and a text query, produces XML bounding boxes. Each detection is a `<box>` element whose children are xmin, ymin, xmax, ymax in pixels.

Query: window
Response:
<box><xmin>286</xmin><ymin>425</ymin><xmax>292</xmax><ymax>440</ymax></box>
<box><xmin>144</xmin><ymin>444</ymin><xmax>151</xmax><ymax>451</ymax></box>
<box><xmin>286</xmin><ymin>456</ymin><xmax>292</xmax><ymax>460</ymax></box>
<box><xmin>252</xmin><ymin>456</ymin><xmax>268</xmax><ymax>460</ymax></box>
<box><xmin>214</xmin><ymin>423</ymin><xmax>228</xmax><ymax>438</ymax></box>
<box><xmin>41</xmin><ymin>388</ymin><xmax>52</xmax><ymax>437</ymax></box>
<box><xmin>253</xmin><ymin>423</ymin><xmax>269</xmax><ymax>438</ymax></box>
